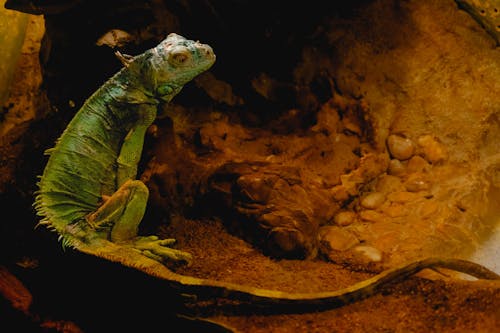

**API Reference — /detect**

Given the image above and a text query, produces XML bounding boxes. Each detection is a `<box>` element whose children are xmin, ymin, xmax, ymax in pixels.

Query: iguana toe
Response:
<box><xmin>141</xmin><ymin>249</ymin><xmax>164</xmax><ymax>262</ymax></box>
<box><xmin>141</xmin><ymin>249</ymin><xmax>192</xmax><ymax>265</ymax></box>
<box><xmin>132</xmin><ymin>236</ymin><xmax>192</xmax><ymax>265</ymax></box>
<box><xmin>149</xmin><ymin>247</ymin><xmax>193</xmax><ymax>265</ymax></box>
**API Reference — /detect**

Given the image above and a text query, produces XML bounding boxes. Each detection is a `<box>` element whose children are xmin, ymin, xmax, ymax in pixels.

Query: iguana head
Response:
<box><xmin>146</xmin><ymin>33</ymin><xmax>216</xmax><ymax>102</ymax></box>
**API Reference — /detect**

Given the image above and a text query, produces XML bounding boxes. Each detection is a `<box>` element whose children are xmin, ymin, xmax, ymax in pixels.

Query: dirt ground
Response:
<box><xmin>1</xmin><ymin>0</ymin><xmax>500</xmax><ymax>332</ymax></box>
<box><xmin>164</xmin><ymin>217</ymin><xmax>500</xmax><ymax>333</ymax></box>
<box><xmin>2</xmin><ymin>217</ymin><xmax>499</xmax><ymax>332</ymax></box>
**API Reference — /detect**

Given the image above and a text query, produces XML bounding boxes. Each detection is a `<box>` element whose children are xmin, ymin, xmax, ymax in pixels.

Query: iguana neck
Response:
<box><xmin>105</xmin><ymin>65</ymin><xmax>158</xmax><ymax>105</ymax></box>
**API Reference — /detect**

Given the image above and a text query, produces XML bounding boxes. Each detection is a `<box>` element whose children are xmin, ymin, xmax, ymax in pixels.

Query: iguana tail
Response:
<box><xmin>71</xmin><ymin>240</ymin><xmax>500</xmax><ymax>311</ymax></box>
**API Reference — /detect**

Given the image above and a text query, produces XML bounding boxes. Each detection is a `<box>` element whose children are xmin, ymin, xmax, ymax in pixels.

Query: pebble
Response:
<box><xmin>360</xmin><ymin>192</ymin><xmax>386</xmax><ymax>209</ymax></box>
<box><xmin>387</xmin><ymin>134</ymin><xmax>415</xmax><ymax>160</ymax></box>
<box><xmin>387</xmin><ymin>159</ymin><xmax>406</xmax><ymax>175</ymax></box>
<box><xmin>406</xmin><ymin>155</ymin><xmax>430</xmax><ymax>173</ymax></box>
<box><xmin>320</xmin><ymin>226</ymin><xmax>359</xmax><ymax>251</ymax></box>
<box><xmin>417</xmin><ymin>135</ymin><xmax>447</xmax><ymax>163</ymax></box>
<box><xmin>333</xmin><ymin>211</ymin><xmax>357</xmax><ymax>226</ymax></box>
<box><xmin>353</xmin><ymin>245</ymin><xmax>382</xmax><ymax>262</ymax></box>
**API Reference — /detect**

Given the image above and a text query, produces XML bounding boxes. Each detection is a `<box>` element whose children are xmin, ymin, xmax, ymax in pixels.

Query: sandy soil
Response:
<box><xmin>165</xmin><ymin>217</ymin><xmax>500</xmax><ymax>332</ymax></box>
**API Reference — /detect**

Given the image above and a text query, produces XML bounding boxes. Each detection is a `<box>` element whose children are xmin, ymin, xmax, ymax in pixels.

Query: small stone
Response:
<box><xmin>334</xmin><ymin>211</ymin><xmax>357</xmax><ymax>226</ymax></box>
<box><xmin>387</xmin><ymin>159</ymin><xmax>406</xmax><ymax>175</ymax></box>
<box><xmin>353</xmin><ymin>245</ymin><xmax>382</xmax><ymax>262</ymax></box>
<box><xmin>360</xmin><ymin>192</ymin><xmax>386</xmax><ymax>209</ymax></box>
<box><xmin>320</xmin><ymin>226</ymin><xmax>359</xmax><ymax>251</ymax></box>
<box><xmin>387</xmin><ymin>134</ymin><xmax>415</xmax><ymax>160</ymax></box>
<box><xmin>406</xmin><ymin>155</ymin><xmax>430</xmax><ymax>173</ymax></box>
<box><xmin>417</xmin><ymin>135</ymin><xmax>447</xmax><ymax>163</ymax></box>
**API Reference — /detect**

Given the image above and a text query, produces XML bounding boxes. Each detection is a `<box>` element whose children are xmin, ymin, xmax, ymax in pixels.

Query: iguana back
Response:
<box><xmin>35</xmin><ymin>74</ymin><xmax>138</xmax><ymax>236</ymax></box>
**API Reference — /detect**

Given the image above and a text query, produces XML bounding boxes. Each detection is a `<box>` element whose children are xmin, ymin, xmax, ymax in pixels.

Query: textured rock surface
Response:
<box><xmin>140</xmin><ymin>0</ymin><xmax>500</xmax><ymax>268</ymax></box>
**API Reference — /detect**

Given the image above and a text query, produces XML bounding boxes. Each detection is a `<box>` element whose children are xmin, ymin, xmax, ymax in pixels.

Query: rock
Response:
<box><xmin>417</xmin><ymin>135</ymin><xmax>448</xmax><ymax>163</ymax></box>
<box><xmin>360</xmin><ymin>191</ymin><xmax>386</xmax><ymax>209</ymax></box>
<box><xmin>387</xmin><ymin>159</ymin><xmax>406</xmax><ymax>175</ymax></box>
<box><xmin>406</xmin><ymin>155</ymin><xmax>431</xmax><ymax>173</ymax></box>
<box><xmin>333</xmin><ymin>211</ymin><xmax>357</xmax><ymax>226</ymax></box>
<box><xmin>320</xmin><ymin>226</ymin><xmax>359</xmax><ymax>251</ymax></box>
<box><xmin>387</xmin><ymin>134</ymin><xmax>415</xmax><ymax>160</ymax></box>
<box><xmin>353</xmin><ymin>245</ymin><xmax>383</xmax><ymax>262</ymax></box>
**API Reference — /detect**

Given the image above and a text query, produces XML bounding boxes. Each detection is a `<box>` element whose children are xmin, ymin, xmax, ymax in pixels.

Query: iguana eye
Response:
<box><xmin>173</xmin><ymin>53</ymin><xmax>187</xmax><ymax>63</ymax></box>
<box><xmin>168</xmin><ymin>47</ymin><xmax>191</xmax><ymax>66</ymax></box>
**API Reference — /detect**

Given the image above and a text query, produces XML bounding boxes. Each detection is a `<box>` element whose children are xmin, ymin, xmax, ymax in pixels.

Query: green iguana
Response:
<box><xmin>34</xmin><ymin>33</ymin><xmax>499</xmax><ymax>312</ymax></box>
<box><xmin>35</xmin><ymin>33</ymin><xmax>212</xmax><ymax>264</ymax></box>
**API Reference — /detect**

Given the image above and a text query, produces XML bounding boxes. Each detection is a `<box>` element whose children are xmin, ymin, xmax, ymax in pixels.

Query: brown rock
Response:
<box><xmin>406</xmin><ymin>155</ymin><xmax>431</xmax><ymax>173</ymax></box>
<box><xmin>360</xmin><ymin>191</ymin><xmax>386</xmax><ymax>209</ymax></box>
<box><xmin>320</xmin><ymin>226</ymin><xmax>359</xmax><ymax>251</ymax></box>
<box><xmin>417</xmin><ymin>135</ymin><xmax>448</xmax><ymax>163</ymax></box>
<box><xmin>387</xmin><ymin>134</ymin><xmax>415</xmax><ymax>160</ymax></box>
<box><xmin>333</xmin><ymin>211</ymin><xmax>357</xmax><ymax>226</ymax></box>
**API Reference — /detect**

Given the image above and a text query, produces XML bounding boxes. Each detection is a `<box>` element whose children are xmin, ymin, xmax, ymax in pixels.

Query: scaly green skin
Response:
<box><xmin>35</xmin><ymin>33</ymin><xmax>216</xmax><ymax>263</ymax></box>
<box><xmin>34</xmin><ymin>33</ymin><xmax>499</xmax><ymax>317</ymax></box>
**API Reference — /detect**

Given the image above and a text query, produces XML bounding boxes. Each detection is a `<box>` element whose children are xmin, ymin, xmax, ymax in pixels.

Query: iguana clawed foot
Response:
<box><xmin>86</xmin><ymin>180</ymin><xmax>193</xmax><ymax>265</ymax></box>
<box><xmin>130</xmin><ymin>235</ymin><xmax>193</xmax><ymax>265</ymax></box>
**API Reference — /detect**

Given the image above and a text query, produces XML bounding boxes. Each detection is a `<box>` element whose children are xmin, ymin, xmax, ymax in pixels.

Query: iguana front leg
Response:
<box><xmin>116</xmin><ymin>104</ymin><xmax>156</xmax><ymax>187</ymax></box>
<box><xmin>87</xmin><ymin>179</ymin><xmax>192</xmax><ymax>263</ymax></box>
<box><xmin>88</xmin><ymin>103</ymin><xmax>192</xmax><ymax>263</ymax></box>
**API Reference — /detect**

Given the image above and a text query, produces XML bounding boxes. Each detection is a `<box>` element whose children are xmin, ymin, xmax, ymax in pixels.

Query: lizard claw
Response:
<box><xmin>132</xmin><ymin>236</ymin><xmax>192</xmax><ymax>265</ymax></box>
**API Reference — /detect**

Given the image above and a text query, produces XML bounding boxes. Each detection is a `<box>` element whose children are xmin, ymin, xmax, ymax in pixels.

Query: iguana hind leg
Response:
<box><xmin>86</xmin><ymin>179</ymin><xmax>192</xmax><ymax>264</ymax></box>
